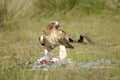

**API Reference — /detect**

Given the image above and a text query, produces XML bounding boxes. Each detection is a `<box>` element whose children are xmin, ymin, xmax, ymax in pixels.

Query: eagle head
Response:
<box><xmin>47</xmin><ymin>21</ymin><xmax>59</xmax><ymax>30</ymax></box>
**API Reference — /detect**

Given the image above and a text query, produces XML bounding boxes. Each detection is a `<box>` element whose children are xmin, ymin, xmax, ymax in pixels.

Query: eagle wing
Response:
<box><xmin>39</xmin><ymin>31</ymin><xmax>46</xmax><ymax>46</ymax></box>
<box><xmin>39</xmin><ymin>29</ymin><xmax>74</xmax><ymax>49</ymax></box>
<box><xmin>58</xmin><ymin>30</ymin><xmax>74</xmax><ymax>49</ymax></box>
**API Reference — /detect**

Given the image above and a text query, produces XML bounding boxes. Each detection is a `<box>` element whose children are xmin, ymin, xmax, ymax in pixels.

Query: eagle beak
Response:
<box><xmin>55</xmin><ymin>21</ymin><xmax>58</xmax><ymax>26</ymax></box>
<box><xmin>54</xmin><ymin>21</ymin><xmax>59</xmax><ymax>27</ymax></box>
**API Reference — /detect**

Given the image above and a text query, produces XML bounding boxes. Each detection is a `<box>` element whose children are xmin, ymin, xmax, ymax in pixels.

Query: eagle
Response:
<box><xmin>39</xmin><ymin>21</ymin><xmax>94</xmax><ymax>62</ymax></box>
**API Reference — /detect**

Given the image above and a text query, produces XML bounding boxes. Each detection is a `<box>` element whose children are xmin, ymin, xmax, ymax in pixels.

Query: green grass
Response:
<box><xmin>0</xmin><ymin>14</ymin><xmax>120</xmax><ymax>80</ymax></box>
<box><xmin>0</xmin><ymin>0</ymin><xmax>34</xmax><ymax>28</ymax></box>
<box><xmin>0</xmin><ymin>0</ymin><xmax>120</xmax><ymax>80</ymax></box>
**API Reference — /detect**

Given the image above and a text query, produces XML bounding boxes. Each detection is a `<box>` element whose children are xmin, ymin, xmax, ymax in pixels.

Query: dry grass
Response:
<box><xmin>0</xmin><ymin>0</ymin><xmax>120</xmax><ymax>80</ymax></box>
<box><xmin>1</xmin><ymin>14</ymin><xmax>120</xmax><ymax>80</ymax></box>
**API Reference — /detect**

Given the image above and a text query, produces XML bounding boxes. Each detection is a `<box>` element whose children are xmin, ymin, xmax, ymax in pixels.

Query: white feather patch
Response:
<box><xmin>44</xmin><ymin>49</ymin><xmax>48</xmax><ymax>55</ymax></box>
<box><xmin>40</xmin><ymin>35</ymin><xmax>44</xmax><ymax>41</ymax></box>
<box><xmin>55</xmin><ymin>21</ymin><xmax>58</xmax><ymax>25</ymax></box>
<box><xmin>59</xmin><ymin>45</ymin><xmax>67</xmax><ymax>61</ymax></box>
<box><xmin>59</xmin><ymin>31</ymin><xmax>62</xmax><ymax>34</ymax></box>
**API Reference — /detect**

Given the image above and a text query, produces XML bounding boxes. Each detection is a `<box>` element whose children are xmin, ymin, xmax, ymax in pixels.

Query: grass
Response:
<box><xmin>0</xmin><ymin>0</ymin><xmax>120</xmax><ymax>80</ymax></box>
<box><xmin>0</xmin><ymin>14</ymin><xmax>120</xmax><ymax>80</ymax></box>
<box><xmin>0</xmin><ymin>0</ymin><xmax>34</xmax><ymax>28</ymax></box>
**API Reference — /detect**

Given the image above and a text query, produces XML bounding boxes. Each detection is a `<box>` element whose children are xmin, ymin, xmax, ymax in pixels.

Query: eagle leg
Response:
<box><xmin>59</xmin><ymin>45</ymin><xmax>67</xmax><ymax>61</ymax></box>
<box><xmin>44</xmin><ymin>49</ymin><xmax>53</xmax><ymax>60</ymax></box>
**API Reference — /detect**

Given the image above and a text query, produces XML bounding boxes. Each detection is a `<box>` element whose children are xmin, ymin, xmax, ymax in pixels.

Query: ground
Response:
<box><xmin>0</xmin><ymin>14</ymin><xmax>120</xmax><ymax>80</ymax></box>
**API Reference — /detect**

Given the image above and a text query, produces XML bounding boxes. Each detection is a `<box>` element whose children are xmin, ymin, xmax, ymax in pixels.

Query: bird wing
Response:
<box><xmin>39</xmin><ymin>31</ymin><xmax>46</xmax><ymax>46</ymax></box>
<box><xmin>58</xmin><ymin>30</ymin><xmax>74</xmax><ymax>49</ymax></box>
